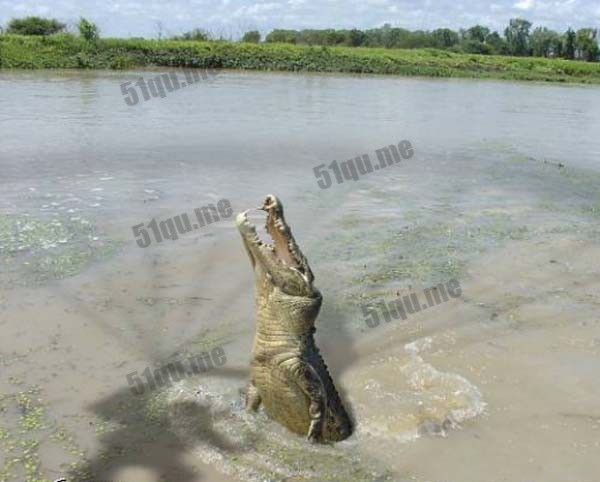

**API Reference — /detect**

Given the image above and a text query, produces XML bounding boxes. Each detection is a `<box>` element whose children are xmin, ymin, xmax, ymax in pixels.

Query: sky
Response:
<box><xmin>0</xmin><ymin>0</ymin><xmax>598</xmax><ymax>38</ymax></box>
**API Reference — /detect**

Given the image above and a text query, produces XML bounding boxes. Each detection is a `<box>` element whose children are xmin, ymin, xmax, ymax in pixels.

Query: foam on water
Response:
<box><xmin>348</xmin><ymin>336</ymin><xmax>486</xmax><ymax>443</ymax></box>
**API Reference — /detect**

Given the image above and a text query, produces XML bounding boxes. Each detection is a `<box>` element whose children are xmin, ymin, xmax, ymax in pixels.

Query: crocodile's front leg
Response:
<box><xmin>279</xmin><ymin>357</ymin><xmax>327</xmax><ymax>443</ymax></box>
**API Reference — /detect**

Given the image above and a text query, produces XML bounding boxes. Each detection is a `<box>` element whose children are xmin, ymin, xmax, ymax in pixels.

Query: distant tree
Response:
<box><xmin>295</xmin><ymin>29</ymin><xmax>315</xmax><ymax>45</ymax></box>
<box><xmin>374</xmin><ymin>23</ymin><xmax>418</xmax><ymax>49</ymax></box>
<box><xmin>265</xmin><ymin>29</ymin><xmax>298</xmax><ymax>44</ymax></box>
<box><xmin>172</xmin><ymin>28</ymin><xmax>209</xmax><ymax>41</ymax></box>
<box><xmin>457</xmin><ymin>25</ymin><xmax>491</xmax><ymax>54</ymax></box>
<box><xmin>77</xmin><ymin>17</ymin><xmax>99</xmax><ymax>41</ymax></box>
<box><xmin>575</xmin><ymin>28</ymin><xmax>599</xmax><ymax>61</ymax></box>
<box><xmin>485</xmin><ymin>31</ymin><xmax>508</xmax><ymax>54</ymax></box>
<box><xmin>155</xmin><ymin>20</ymin><xmax>164</xmax><ymax>41</ymax></box>
<box><xmin>7</xmin><ymin>16</ymin><xmax>66</xmax><ymax>35</ymax></box>
<box><xmin>323</xmin><ymin>29</ymin><xmax>347</xmax><ymax>45</ymax></box>
<box><xmin>362</xmin><ymin>25</ymin><xmax>411</xmax><ymax>48</ymax></box>
<box><xmin>405</xmin><ymin>29</ymin><xmax>432</xmax><ymax>49</ymax></box>
<box><xmin>294</xmin><ymin>29</ymin><xmax>345</xmax><ymax>46</ymax></box>
<box><xmin>504</xmin><ymin>18</ymin><xmax>532</xmax><ymax>56</ymax></box>
<box><xmin>241</xmin><ymin>30</ymin><xmax>261</xmax><ymax>43</ymax></box>
<box><xmin>530</xmin><ymin>27</ymin><xmax>562</xmax><ymax>57</ymax></box>
<box><xmin>346</xmin><ymin>28</ymin><xmax>366</xmax><ymax>47</ymax></box>
<box><xmin>432</xmin><ymin>28</ymin><xmax>459</xmax><ymax>49</ymax></box>
<box><xmin>379</xmin><ymin>23</ymin><xmax>395</xmax><ymax>48</ymax></box>
<box><xmin>464</xmin><ymin>25</ymin><xmax>490</xmax><ymax>43</ymax></box>
<box><xmin>364</xmin><ymin>27</ymin><xmax>384</xmax><ymax>47</ymax></box>
<box><xmin>563</xmin><ymin>28</ymin><xmax>576</xmax><ymax>59</ymax></box>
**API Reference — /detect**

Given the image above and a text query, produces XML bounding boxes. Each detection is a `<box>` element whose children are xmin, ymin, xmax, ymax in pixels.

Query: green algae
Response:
<box><xmin>16</xmin><ymin>391</ymin><xmax>46</xmax><ymax>433</ymax></box>
<box><xmin>580</xmin><ymin>205</ymin><xmax>600</xmax><ymax>216</ymax></box>
<box><xmin>33</xmin><ymin>242</ymin><xmax>118</xmax><ymax>280</ymax></box>
<box><xmin>0</xmin><ymin>216</ymin><xmax>73</xmax><ymax>254</ymax></box>
<box><xmin>0</xmin><ymin>213</ymin><xmax>119</xmax><ymax>286</ymax></box>
<box><xmin>318</xmin><ymin>213</ymin><xmax>529</xmax><ymax>298</ymax></box>
<box><xmin>310</xmin><ymin>146</ymin><xmax>600</xmax><ymax>321</ymax></box>
<box><xmin>18</xmin><ymin>406</ymin><xmax>45</xmax><ymax>432</ymax></box>
<box><xmin>0</xmin><ymin>388</ymin><xmax>55</xmax><ymax>482</ymax></box>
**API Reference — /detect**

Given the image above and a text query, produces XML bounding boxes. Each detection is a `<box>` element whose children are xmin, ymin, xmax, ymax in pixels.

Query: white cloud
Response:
<box><xmin>514</xmin><ymin>0</ymin><xmax>535</xmax><ymax>10</ymax></box>
<box><xmin>246</xmin><ymin>2</ymin><xmax>282</xmax><ymax>14</ymax></box>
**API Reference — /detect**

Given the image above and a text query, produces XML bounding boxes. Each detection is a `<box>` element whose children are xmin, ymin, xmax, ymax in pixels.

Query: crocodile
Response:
<box><xmin>236</xmin><ymin>194</ymin><xmax>352</xmax><ymax>443</ymax></box>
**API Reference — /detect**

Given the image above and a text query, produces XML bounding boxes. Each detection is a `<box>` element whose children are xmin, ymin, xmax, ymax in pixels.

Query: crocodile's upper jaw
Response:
<box><xmin>236</xmin><ymin>195</ymin><xmax>315</xmax><ymax>297</ymax></box>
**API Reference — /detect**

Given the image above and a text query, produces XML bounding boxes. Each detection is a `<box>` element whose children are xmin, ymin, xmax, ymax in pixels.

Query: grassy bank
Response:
<box><xmin>2</xmin><ymin>33</ymin><xmax>600</xmax><ymax>83</ymax></box>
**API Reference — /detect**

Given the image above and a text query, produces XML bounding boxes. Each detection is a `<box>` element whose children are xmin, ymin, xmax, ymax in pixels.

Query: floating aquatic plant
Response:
<box><xmin>0</xmin><ymin>213</ymin><xmax>119</xmax><ymax>286</ymax></box>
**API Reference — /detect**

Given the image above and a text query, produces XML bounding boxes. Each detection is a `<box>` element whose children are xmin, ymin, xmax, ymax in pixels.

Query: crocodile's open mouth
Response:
<box><xmin>237</xmin><ymin>194</ymin><xmax>317</xmax><ymax>296</ymax></box>
<box><xmin>261</xmin><ymin>195</ymin><xmax>304</xmax><ymax>272</ymax></box>
<box><xmin>236</xmin><ymin>194</ymin><xmax>311</xmax><ymax>279</ymax></box>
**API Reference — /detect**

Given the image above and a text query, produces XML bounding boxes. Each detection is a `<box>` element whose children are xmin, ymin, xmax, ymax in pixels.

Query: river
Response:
<box><xmin>1</xmin><ymin>69</ymin><xmax>599</xmax><ymax>482</ymax></box>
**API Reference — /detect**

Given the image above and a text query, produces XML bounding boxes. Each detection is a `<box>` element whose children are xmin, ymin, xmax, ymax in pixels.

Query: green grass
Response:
<box><xmin>2</xmin><ymin>33</ymin><xmax>600</xmax><ymax>83</ymax></box>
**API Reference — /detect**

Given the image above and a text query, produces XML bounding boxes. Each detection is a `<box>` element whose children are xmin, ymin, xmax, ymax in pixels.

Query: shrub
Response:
<box><xmin>7</xmin><ymin>16</ymin><xmax>66</xmax><ymax>36</ymax></box>
<box><xmin>461</xmin><ymin>40</ymin><xmax>493</xmax><ymax>55</ymax></box>
<box><xmin>77</xmin><ymin>17</ymin><xmax>99</xmax><ymax>42</ymax></box>
<box><xmin>75</xmin><ymin>52</ymin><xmax>94</xmax><ymax>68</ymax></box>
<box><xmin>242</xmin><ymin>30</ymin><xmax>261</xmax><ymax>43</ymax></box>
<box><xmin>110</xmin><ymin>54</ymin><xmax>136</xmax><ymax>70</ymax></box>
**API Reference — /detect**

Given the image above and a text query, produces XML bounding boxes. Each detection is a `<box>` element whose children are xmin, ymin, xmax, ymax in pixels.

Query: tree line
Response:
<box><xmin>2</xmin><ymin>16</ymin><xmax>598</xmax><ymax>62</ymax></box>
<box><xmin>260</xmin><ymin>20</ymin><xmax>598</xmax><ymax>61</ymax></box>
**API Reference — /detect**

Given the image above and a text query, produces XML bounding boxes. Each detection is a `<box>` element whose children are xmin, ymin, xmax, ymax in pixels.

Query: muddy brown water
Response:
<box><xmin>1</xmin><ymin>69</ymin><xmax>600</xmax><ymax>482</ymax></box>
